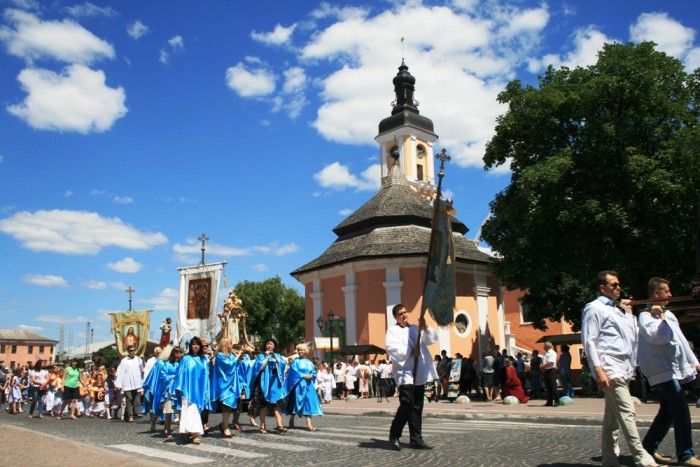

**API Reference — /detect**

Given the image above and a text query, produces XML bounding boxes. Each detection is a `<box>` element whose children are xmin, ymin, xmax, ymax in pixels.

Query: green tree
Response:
<box><xmin>233</xmin><ymin>276</ymin><xmax>305</xmax><ymax>352</ymax></box>
<box><xmin>482</xmin><ymin>42</ymin><xmax>700</xmax><ymax>331</ymax></box>
<box><xmin>92</xmin><ymin>345</ymin><xmax>122</xmax><ymax>369</ymax></box>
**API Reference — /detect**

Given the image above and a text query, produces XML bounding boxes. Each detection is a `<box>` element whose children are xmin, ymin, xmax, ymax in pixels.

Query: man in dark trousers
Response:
<box><xmin>385</xmin><ymin>304</ymin><xmax>439</xmax><ymax>451</ymax></box>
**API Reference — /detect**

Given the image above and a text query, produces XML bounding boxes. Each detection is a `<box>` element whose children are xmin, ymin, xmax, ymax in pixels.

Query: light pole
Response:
<box><xmin>316</xmin><ymin>310</ymin><xmax>344</xmax><ymax>364</ymax></box>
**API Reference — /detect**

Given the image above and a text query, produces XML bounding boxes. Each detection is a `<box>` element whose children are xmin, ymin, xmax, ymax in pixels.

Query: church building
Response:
<box><xmin>291</xmin><ymin>61</ymin><xmax>571</xmax><ymax>365</ymax></box>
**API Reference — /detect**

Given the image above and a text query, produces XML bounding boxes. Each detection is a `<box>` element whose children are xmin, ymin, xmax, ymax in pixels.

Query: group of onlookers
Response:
<box><xmin>329</xmin><ymin>358</ymin><xmax>395</xmax><ymax>401</ymax></box>
<box><xmin>0</xmin><ymin>358</ymin><xmax>125</xmax><ymax>420</ymax></box>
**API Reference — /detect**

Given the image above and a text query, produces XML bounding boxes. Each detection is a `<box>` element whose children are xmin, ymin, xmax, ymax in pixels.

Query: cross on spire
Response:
<box><xmin>198</xmin><ymin>233</ymin><xmax>209</xmax><ymax>265</ymax></box>
<box><xmin>126</xmin><ymin>286</ymin><xmax>135</xmax><ymax>311</ymax></box>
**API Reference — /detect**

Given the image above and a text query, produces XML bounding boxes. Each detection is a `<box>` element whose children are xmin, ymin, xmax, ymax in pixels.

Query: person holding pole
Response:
<box><xmin>385</xmin><ymin>303</ymin><xmax>438</xmax><ymax>451</ymax></box>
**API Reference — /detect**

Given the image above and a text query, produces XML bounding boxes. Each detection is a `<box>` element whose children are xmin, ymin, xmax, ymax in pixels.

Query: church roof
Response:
<box><xmin>291</xmin><ymin>165</ymin><xmax>492</xmax><ymax>277</ymax></box>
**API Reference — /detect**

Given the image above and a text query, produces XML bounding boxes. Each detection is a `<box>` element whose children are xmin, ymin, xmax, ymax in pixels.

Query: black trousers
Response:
<box><xmin>389</xmin><ymin>384</ymin><xmax>425</xmax><ymax>444</ymax></box>
<box><xmin>544</xmin><ymin>369</ymin><xmax>558</xmax><ymax>405</ymax></box>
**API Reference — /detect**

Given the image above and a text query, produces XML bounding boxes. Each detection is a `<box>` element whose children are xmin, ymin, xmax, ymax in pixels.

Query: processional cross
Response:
<box><xmin>126</xmin><ymin>286</ymin><xmax>135</xmax><ymax>311</ymax></box>
<box><xmin>198</xmin><ymin>233</ymin><xmax>209</xmax><ymax>265</ymax></box>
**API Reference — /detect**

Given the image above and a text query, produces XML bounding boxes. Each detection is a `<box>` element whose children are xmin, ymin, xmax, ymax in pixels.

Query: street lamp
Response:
<box><xmin>316</xmin><ymin>310</ymin><xmax>344</xmax><ymax>364</ymax></box>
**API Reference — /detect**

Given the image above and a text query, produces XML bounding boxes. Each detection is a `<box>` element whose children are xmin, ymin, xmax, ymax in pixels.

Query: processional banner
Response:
<box><xmin>175</xmin><ymin>262</ymin><xmax>225</xmax><ymax>345</ymax></box>
<box><xmin>111</xmin><ymin>310</ymin><xmax>151</xmax><ymax>357</ymax></box>
<box><xmin>421</xmin><ymin>198</ymin><xmax>456</xmax><ymax>327</ymax></box>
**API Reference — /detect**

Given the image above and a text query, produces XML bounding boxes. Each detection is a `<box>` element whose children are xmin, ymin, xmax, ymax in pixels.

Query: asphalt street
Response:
<box><xmin>1</xmin><ymin>408</ymin><xmax>696</xmax><ymax>466</ymax></box>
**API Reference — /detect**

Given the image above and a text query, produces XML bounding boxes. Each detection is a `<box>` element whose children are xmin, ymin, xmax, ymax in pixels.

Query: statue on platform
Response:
<box><xmin>159</xmin><ymin>317</ymin><xmax>172</xmax><ymax>347</ymax></box>
<box><xmin>218</xmin><ymin>291</ymin><xmax>245</xmax><ymax>344</ymax></box>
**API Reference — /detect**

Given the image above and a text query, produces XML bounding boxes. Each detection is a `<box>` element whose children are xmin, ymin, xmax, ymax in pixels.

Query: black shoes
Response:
<box><xmin>389</xmin><ymin>437</ymin><xmax>401</xmax><ymax>451</ymax></box>
<box><xmin>409</xmin><ymin>440</ymin><xmax>433</xmax><ymax>450</ymax></box>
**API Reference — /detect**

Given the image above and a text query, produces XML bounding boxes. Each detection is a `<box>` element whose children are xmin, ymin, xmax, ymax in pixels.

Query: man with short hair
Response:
<box><xmin>639</xmin><ymin>277</ymin><xmax>700</xmax><ymax>466</ymax></box>
<box><xmin>540</xmin><ymin>341</ymin><xmax>558</xmax><ymax>406</ymax></box>
<box><xmin>115</xmin><ymin>346</ymin><xmax>144</xmax><ymax>423</ymax></box>
<box><xmin>581</xmin><ymin>271</ymin><xmax>658</xmax><ymax>467</ymax></box>
<box><xmin>385</xmin><ymin>304</ymin><xmax>438</xmax><ymax>451</ymax></box>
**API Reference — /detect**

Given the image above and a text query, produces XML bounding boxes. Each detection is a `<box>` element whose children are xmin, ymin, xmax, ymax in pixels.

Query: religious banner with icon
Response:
<box><xmin>175</xmin><ymin>261</ymin><xmax>226</xmax><ymax>345</ymax></box>
<box><xmin>111</xmin><ymin>310</ymin><xmax>151</xmax><ymax>357</ymax></box>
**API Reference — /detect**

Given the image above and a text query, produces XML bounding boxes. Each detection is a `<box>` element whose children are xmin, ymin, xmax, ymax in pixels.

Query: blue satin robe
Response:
<box><xmin>142</xmin><ymin>359</ymin><xmax>165</xmax><ymax>415</ymax></box>
<box><xmin>237</xmin><ymin>355</ymin><xmax>254</xmax><ymax>399</ymax></box>
<box><xmin>283</xmin><ymin>357</ymin><xmax>323</xmax><ymax>416</ymax></box>
<box><xmin>210</xmin><ymin>351</ymin><xmax>240</xmax><ymax>409</ymax></box>
<box><xmin>172</xmin><ymin>354</ymin><xmax>212</xmax><ymax>411</ymax></box>
<box><xmin>252</xmin><ymin>352</ymin><xmax>287</xmax><ymax>404</ymax></box>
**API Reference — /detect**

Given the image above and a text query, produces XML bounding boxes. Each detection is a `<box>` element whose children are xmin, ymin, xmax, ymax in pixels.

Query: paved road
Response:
<box><xmin>1</xmin><ymin>410</ymin><xmax>695</xmax><ymax>466</ymax></box>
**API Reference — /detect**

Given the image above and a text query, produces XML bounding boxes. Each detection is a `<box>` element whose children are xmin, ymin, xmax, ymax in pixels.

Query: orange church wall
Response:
<box><xmin>399</xmin><ymin>266</ymin><xmax>426</xmax><ymax>315</ymax></box>
<box><xmin>356</xmin><ymin>269</ymin><xmax>387</xmax><ymax>347</ymax></box>
<box><xmin>321</xmin><ymin>275</ymin><xmax>346</xmax><ymax>319</ymax></box>
<box><xmin>304</xmin><ymin>282</ymin><xmax>315</xmax><ymax>346</ymax></box>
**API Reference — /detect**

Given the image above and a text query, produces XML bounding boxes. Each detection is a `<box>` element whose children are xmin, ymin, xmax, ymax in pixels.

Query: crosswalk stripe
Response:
<box><xmin>185</xmin><ymin>443</ymin><xmax>268</xmax><ymax>459</ymax></box>
<box><xmin>109</xmin><ymin>444</ymin><xmax>210</xmax><ymax>465</ymax></box>
<box><xmin>224</xmin><ymin>436</ymin><xmax>313</xmax><ymax>452</ymax></box>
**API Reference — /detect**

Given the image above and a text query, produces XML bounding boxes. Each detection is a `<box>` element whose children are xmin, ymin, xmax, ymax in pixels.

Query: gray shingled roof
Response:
<box><xmin>291</xmin><ymin>165</ymin><xmax>492</xmax><ymax>277</ymax></box>
<box><xmin>0</xmin><ymin>329</ymin><xmax>57</xmax><ymax>343</ymax></box>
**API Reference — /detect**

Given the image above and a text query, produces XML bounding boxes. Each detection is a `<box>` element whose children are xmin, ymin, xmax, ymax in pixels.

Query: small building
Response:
<box><xmin>0</xmin><ymin>329</ymin><xmax>57</xmax><ymax>369</ymax></box>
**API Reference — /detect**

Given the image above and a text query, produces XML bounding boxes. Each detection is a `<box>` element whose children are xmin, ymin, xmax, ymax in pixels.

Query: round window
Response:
<box><xmin>454</xmin><ymin>311</ymin><xmax>471</xmax><ymax>336</ymax></box>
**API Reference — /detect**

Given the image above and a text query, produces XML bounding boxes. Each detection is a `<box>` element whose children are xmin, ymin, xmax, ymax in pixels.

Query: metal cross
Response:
<box><xmin>198</xmin><ymin>233</ymin><xmax>209</xmax><ymax>265</ymax></box>
<box><xmin>126</xmin><ymin>286</ymin><xmax>135</xmax><ymax>311</ymax></box>
<box><xmin>435</xmin><ymin>148</ymin><xmax>451</xmax><ymax>192</ymax></box>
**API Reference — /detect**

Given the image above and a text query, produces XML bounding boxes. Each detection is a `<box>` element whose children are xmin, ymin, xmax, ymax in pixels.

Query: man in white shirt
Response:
<box><xmin>115</xmin><ymin>346</ymin><xmax>144</xmax><ymax>423</ymax></box>
<box><xmin>540</xmin><ymin>341</ymin><xmax>558</xmax><ymax>406</ymax></box>
<box><xmin>385</xmin><ymin>303</ymin><xmax>438</xmax><ymax>451</ymax></box>
<box><xmin>639</xmin><ymin>277</ymin><xmax>700</xmax><ymax>466</ymax></box>
<box><xmin>581</xmin><ymin>271</ymin><xmax>658</xmax><ymax>467</ymax></box>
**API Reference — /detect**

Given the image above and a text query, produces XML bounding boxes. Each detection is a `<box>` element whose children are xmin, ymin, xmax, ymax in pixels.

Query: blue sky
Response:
<box><xmin>0</xmin><ymin>0</ymin><xmax>698</xmax><ymax>350</ymax></box>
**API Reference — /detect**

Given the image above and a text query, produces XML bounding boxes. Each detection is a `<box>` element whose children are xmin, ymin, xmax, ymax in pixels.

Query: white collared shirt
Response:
<box><xmin>581</xmin><ymin>295</ymin><xmax>638</xmax><ymax>381</ymax></box>
<box><xmin>385</xmin><ymin>323</ymin><xmax>439</xmax><ymax>386</ymax></box>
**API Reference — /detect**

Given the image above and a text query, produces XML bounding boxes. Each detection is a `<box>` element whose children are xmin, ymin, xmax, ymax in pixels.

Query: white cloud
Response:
<box><xmin>252</xmin><ymin>263</ymin><xmax>268</xmax><ymax>272</ymax></box>
<box><xmin>143</xmin><ymin>288</ymin><xmax>178</xmax><ymax>312</ymax></box>
<box><xmin>529</xmin><ymin>26</ymin><xmax>612</xmax><ymax>72</ymax></box>
<box><xmin>0</xmin><ymin>9</ymin><xmax>115</xmax><ymax>64</ymax></box>
<box><xmin>64</xmin><ymin>190</ymin><xmax>73</xmax><ymax>197</ymax></box>
<box><xmin>18</xmin><ymin>324</ymin><xmax>44</xmax><ymax>332</ymax></box>
<box><xmin>173</xmin><ymin>239</ymin><xmax>298</xmax><ymax>258</ymax></box>
<box><xmin>159</xmin><ymin>35</ymin><xmax>185</xmax><ymax>64</ymax></box>
<box><xmin>84</xmin><ymin>279</ymin><xmax>106</xmax><ymax>289</ymax></box>
<box><xmin>0</xmin><ymin>209</ymin><xmax>168</xmax><ymax>254</ymax></box>
<box><xmin>127</xmin><ymin>20</ymin><xmax>149</xmax><ymax>40</ymax></box>
<box><xmin>7</xmin><ymin>64</ymin><xmax>128</xmax><ymax>133</ymax></box>
<box><xmin>630</xmin><ymin>12</ymin><xmax>695</xmax><ymax>59</ymax></box>
<box><xmin>37</xmin><ymin>314</ymin><xmax>89</xmax><ymax>323</ymax></box>
<box><xmin>169</xmin><ymin>35</ymin><xmax>184</xmax><ymax>50</ymax></box>
<box><xmin>106</xmin><ymin>257</ymin><xmax>142</xmax><ymax>273</ymax></box>
<box><xmin>314</xmin><ymin>162</ymin><xmax>380</xmax><ymax>191</ymax></box>
<box><xmin>310</xmin><ymin>3</ymin><xmax>369</xmax><ymax>21</ymax></box>
<box><xmin>66</xmin><ymin>2</ymin><xmax>117</xmax><ymax>18</ymax></box>
<box><xmin>113</xmin><ymin>195</ymin><xmax>133</xmax><ymax>204</ymax></box>
<box><xmin>109</xmin><ymin>281</ymin><xmax>128</xmax><ymax>290</ymax></box>
<box><xmin>251</xmin><ymin>23</ymin><xmax>297</xmax><ymax>46</ymax></box>
<box><xmin>339</xmin><ymin>208</ymin><xmax>353</xmax><ymax>216</ymax></box>
<box><xmin>686</xmin><ymin>48</ymin><xmax>700</xmax><ymax>72</ymax></box>
<box><xmin>22</xmin><ymin>273</ymin><xmax>68</xmax><ymax>287</ymax></box>
<box><xmin>225</xmin><ymin>62</ymin><xmax>276</xmax><ymax>97</ymax></box>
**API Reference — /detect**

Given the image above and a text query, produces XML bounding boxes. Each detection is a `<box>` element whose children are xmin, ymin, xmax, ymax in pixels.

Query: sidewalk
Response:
<box><xmin>320</xmin><ymin>394</ymin><xmax>700</xmax><ymax>428</ymax></box>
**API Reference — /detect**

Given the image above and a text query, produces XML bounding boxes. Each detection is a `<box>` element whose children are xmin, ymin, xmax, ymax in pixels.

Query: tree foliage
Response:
<box><xmin>233</xmin><ymin>276</ymin><xmax>305</xmax><ymax>352</ymax></box>
<box><xmin>482</xmin><ymin>42</ymin><xmax>700</xmax><ymax>331</ymax></box>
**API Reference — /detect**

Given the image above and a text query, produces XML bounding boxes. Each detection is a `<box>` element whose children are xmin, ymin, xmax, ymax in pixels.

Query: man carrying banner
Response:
<box><xmin>385</xmin><ymin>303</ymin><xmax>438</xmax><ymax>451</ymax></box>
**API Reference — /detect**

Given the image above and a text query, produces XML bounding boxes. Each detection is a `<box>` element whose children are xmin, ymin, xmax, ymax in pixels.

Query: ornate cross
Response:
<box><xmin>435</xmin><ymin>148</ymin><xmax>451</xmax><ymax>191</ymax></box>
<box><xmin>126</xmin><ymin>286</ymin><xmax>135</xmax><ymax>311</ymax></box>
<box><xmin>198</xmin><ymin>233</ymin><xmax>209</xmax><ymax>265</ymax></box>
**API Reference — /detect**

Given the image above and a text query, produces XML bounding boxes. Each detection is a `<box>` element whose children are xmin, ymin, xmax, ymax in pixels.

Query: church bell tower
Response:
<box><xmin>375</xmin><ymin>60</ymin><xmax>439</xmax><ymax>197</ymax></box>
